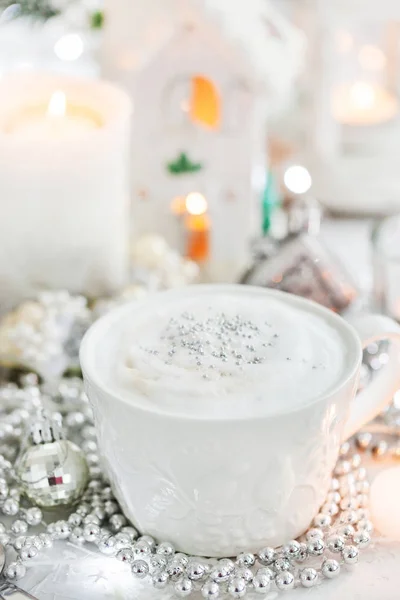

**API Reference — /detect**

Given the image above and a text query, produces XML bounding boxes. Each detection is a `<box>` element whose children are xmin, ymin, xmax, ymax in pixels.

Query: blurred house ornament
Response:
<box><xmin>300</xmin><ymin>0</ymin><xmax>400</xmax><ymax>215</ymax></box>
<box><xmin>101</xmin><ymin>0</ymin><xmax>305</xmax><ymax>282</ymax></box>
<box><xmin>242</xmin><ymin>233</ymin><xmax>358</xmax><ymax>313</ymax></box>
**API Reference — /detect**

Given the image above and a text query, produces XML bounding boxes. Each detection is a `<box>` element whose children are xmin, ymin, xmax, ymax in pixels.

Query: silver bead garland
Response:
<box><xmin>0</xmin><ymin>334</ymin><xmax>397</xmax><ymax>597</ymax></box>
<box><xmin>0</xmin><ymin>372</ymin><xmax>380</xmax><ymax>598</ymax></box>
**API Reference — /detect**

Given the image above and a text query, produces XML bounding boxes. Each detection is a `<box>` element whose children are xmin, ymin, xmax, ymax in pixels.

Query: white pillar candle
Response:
<box><xmin>370</xmin><ymin>466</ymin><xmax>400</xmax><ymax>540</ymax></box>
<box><xmin>0</xmin><ymin>72</ymin><xmax>132</xmax><ymax>311</ymax></box>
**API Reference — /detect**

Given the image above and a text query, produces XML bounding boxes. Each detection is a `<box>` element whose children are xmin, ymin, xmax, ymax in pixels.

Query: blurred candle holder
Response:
<box><xmin>372</xmin><ymin>215</ymin><xmax>400</xmax><ymax>322</ymax></box>
<box><xmin>301</xmin><ymin>1</ymin><xmax>400</xmax><ymax>215</ymax></box>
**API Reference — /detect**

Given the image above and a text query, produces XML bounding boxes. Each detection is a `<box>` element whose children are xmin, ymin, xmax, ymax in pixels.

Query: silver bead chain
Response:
<box><xmin>0</xmin><ymin>373</ymin><xmax>379</xmax><ymax>598</ymax></box>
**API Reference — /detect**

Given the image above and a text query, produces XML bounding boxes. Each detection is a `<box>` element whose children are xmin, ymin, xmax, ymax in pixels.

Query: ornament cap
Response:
<box><xmin>31</xmin><ymin>411</ymin><xmax>64</xmax><ymax>445</ymax></box>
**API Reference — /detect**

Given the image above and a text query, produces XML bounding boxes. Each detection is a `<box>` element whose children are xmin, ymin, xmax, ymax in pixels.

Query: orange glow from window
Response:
<box><xmin>190</xmin><ymin>76</ymin><xmax>220</xmax><ymax>129</ymax></box>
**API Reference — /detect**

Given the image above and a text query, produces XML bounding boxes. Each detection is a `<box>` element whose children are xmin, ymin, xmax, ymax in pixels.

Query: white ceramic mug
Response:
<box><xmin>80</xmin><ymin>286</ymin><xmax>400</xmax><ymax>557</ymax></box>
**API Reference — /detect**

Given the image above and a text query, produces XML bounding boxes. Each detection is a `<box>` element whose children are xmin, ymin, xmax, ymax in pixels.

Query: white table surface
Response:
<box><xmin>14</xmin><ymin>218</ymin><xmax>400</xmax><ymax>600</ymax></box>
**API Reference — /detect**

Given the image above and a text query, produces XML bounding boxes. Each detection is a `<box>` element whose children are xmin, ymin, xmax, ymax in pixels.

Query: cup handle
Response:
<box><xmin>343</xmin><ymin>314</ymin><xmax>400</xmax><ymax>440</ymax></box>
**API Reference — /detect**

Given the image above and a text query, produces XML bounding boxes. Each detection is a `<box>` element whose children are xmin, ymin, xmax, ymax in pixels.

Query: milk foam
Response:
<box><xmin>110</xmin><ymin>289</ymin><xmax>350</xmax><ymax>418</ymax></box>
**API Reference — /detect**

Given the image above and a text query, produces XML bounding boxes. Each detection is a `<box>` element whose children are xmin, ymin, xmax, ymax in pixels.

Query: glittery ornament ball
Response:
<box><xmin>17</xmin><ymin>440</ymin><xmax>89</xmax><ymax>508</ymax></box>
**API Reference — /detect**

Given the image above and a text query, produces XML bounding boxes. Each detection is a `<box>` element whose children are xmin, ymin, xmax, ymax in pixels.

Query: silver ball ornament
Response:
<box><xmin>132</xmin><ymin>560</ymin><xmax>150</xmax><ymax>579</ymax></box>
<box><xmin>321</xmin><ymin>558</ymin><xmax>341</xmax><ymax>579</ymax></box>
<box><xmin>5</xmin><ymin>562</ymin><xmax>26</xmax><ymax>580</ymax></box>
<box><xmin>186</xmin><ymin>560</ymin><xmax>207</xmax><ymax>581</ymax></box>
<box><xmin>342</xmin><ymin>545</ymin><xmax>359</xmax><ymax>565</ymax></box>
<box><xmin>353</xmin><ymin>530</ymin><xmax>371</xmax><ymax>548</ymax></box>
<box><xmin>83</xmin><ymin>524</ymin><xmax>101</xmax><ymax>543</ymax></box>
<box><xmin>327</xmin><ymin>535</ymin><xmax>346</xmax><ymax>553</ymax></box>
<box><xmin>116</xmin><ymin>548</ymin><xmax>134</xmax><ymax>563</ymax></box>
<box><xmin>152</xmin><ymin>571</ymin><xmax>169</xmax><ymax>589</ymax></box>
<box><xmin>252</xmin><ymin>571</ymin><xmax>271</xmax><ymax>594</ymax></box>
<box><xmin>19</xmin><ymin>545</ymin><xmax>38</xmax><ymax>561</ymax></box>
<box><xmin>2</xmin><ymin>498</ymin><xmax>19</xmax><ymax>516</ymax></box>
<box><xmin>17</xmin><ymin>439</ymin><xmax>89</xmax><ymax>508</ymax></box>
<box><xmin>98</xmin><ymin>535</ymin><xmax>118</xmax><ymax>556</ymax></box>
<box><xmin>156</xmin><ymin>541</ymin><xmax>175</xmax><ymax>556</ymax></box>
<box><xmin>11</xmin><ymin>520</ymin><xmax>28</xmax><ymax>535</ymax></box>
<box><xmin>307</xmin><ymin>537</ymin><xmax>325</xmax><ymax>556</ymax></box>
<box><xmin>25</xmin><ymin>507</ymin><xmax>42</xmax><ymax>526</ymax></box>
<box><xmin>201</xmin><ymin>580</ymin><xmax>220</xmax><ymax>599</ymax></box>
<box><xmin>150</xmin><ymin>555</ymin><xmax>168</xmax><ymax>573</ymax></box>
<box><xmin>313</xmin><ymin>512</ymin><xmax>332</xmax><ymax>528</ymax></box>
<box><xmin>228</xmin><ymin>577</ymin><xmax>247</xmax><ymax>598</ymax></box>
<box><xmin>274</xmin><ymin>557</ymin><xmax>291</xmax><ymax>573</ymax></box>
<box><xmin>257</xmin><ymin>546</ymin><xmax>276</xmax><ymax>565</ymax></box>
<box><xmin>299</xmin><ymin>567</ymin><xmax>318</xmax><ymax>588</ymax></box>
<box><xmin>134</xmin><ymin>539</ymin><xmax>151</xmax><ymax>557</ymax></box>
<box><xmin>234</xmin><ymin>567</ymin><xmax>253</xmax><ymax>584</ymax></box>
<box><xmin>175</xmin><ymin>577</ymin><xmax>193</xmax><ymax>597</ymax></box>
<box><xmin>236</xmin><ymin>553</ymin><xmax>255</xmax><ymax>567</ymax></box>
<box><xmin>275</xmin><ymin>570</ymin><xmax>295</xmax><ymax>590</ymax></box>
<box><xmin>70</xmin><ymin>527</ymin><xmax>85</xmax><ymax>545</ymax></box>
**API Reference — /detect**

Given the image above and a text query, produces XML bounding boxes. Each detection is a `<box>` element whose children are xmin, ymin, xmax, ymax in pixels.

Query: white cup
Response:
<box><xmin>80</xmin><ymin>285</ymin><xmax>400</xmax><ymax>557</ymax></box>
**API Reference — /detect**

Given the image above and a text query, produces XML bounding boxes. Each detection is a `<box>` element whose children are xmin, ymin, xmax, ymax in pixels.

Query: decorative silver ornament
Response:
<box><xmin>156</xmin><ymin>541</ymin><xmax>175</xmax><ymax>556</ymax></box>
<box><xmin>132</xmin><ymin>560</ymin><xmax>150</xmax><ymax>579</ymax></box>
<box><xmin>342</xmin><ymin>545</ymin><xmax>359</xmax><ymax>565</ymax></box>
<box><xmin>276</xmin><ymin>571</ymin><xmax>295</xmax><ymax>590</ymax></box>
<box><xmin>134</xmin><ymin>539</ymin><xmax>152</xmax><ymax>556</ymax></box>
<box><xmin>228</xmin><ymin>576</ymin><xmax>247</xmax><ymax>598</ymax></box>
<box><xmin>186</xmin><ymin>560</ymin><xmax>207</xmax><ymax>581</ymax></box>
<box><xmin>307</xmin><ymin>538</ymin><xmax>325</xmax><ymax>556</ymax></box>
<box><xmin>201</xmin><ymin>580</ymin><xmax>220</xmax><ymax>599</ymax></box>
<box><xmin>4</xmin><ymin>562</ymin><xmax>26</xmax><ymax>580</ymax></box>
<box><xmin>152</xmin><ymin>571</ymin><xmax>169</xmax><ymax>589</ymax></box>
<box><xmin>24</xmin><ymin>507</ymin><xmax>42</xmax><ymax>526</ymax></box>
<box><xmin>234</xmin><ymin>567</ymin><xmax>253</xmax><ymax>584</ymax></box>
<box><xmin>327</xmin><ymin>535</ymin><xmax>345</xmax><ymax>553</ymax></box>
<box><xmin>70</xmin><ymin>526</ymin><xmax>85</xmax><ymax>545</ymax></box>
<box><xmin>17</xmin><ymin>413</ymin><xmax>89</xmax><ymax>508</ymax></box>
<box><xmin>150</xmin><ymin>555</ymin><xmax>168</xmax><ymax>574</ymax></box>
<box><xmin>299</xmin><ymin>567</ymin><xmax>318</xmax><ymax>588</ymax></box>
<box><xmin>211</xmin><ymin>558</ymin><xmax>235</xmax><ymax>583</ymax></box>
<box><xmin>236</xmin><ymin>553</ymin><xmax>255</xmax><ymax>568</ymax></box>
<box><xmin>257</xmin><ymin>546</ymin><xmax>276</xmax><ymax>565</ymax></box>
<box><xmin>175</xmin><ymin>577</ymin><xmax>193</xmax><ymax>597</ymax></box>
<box><xmin>313</xmin><ymin>513</ymin><xmax>331</xmax><ymax>528</ymax></box>
<box><xmin>252</xmin><ymin>571</ymin><xmax>271</xmax><ymax>594</ymax></box>
<box><xmin>167</xmin><ymin>559</ymin><xmax>185</xmax><ymax>581</ymax></box>
<box><xmin>2</xmin><ymin>498</ymin><xmax>19</xmax><ymax>516</ymax></box>
<box><xmin>109</xmin><ymin>513</ymin><xmax>126</xmax><ymax>532</ymax></box>
<box><xmin>273</xmin><ymin>557</ymin><xmax>291</xmax><ymax>573</ymax></box>
<box><xmin>19</xmin><ymin>545</ymin><xmax>38</xmax><ymax>561</ymax></box>
<box><xmin>98</xmin><ymin>535</ymin><xmax>118</xmax><ymax>556</ymax></box>
<box><xmin>116</xmin><ymin>548</ymin><xmax>134</xmax><ymax>563</ymax></box>
<box><xmin>83</xmin><ymin>524</ymin><xmax>101</xmax><ymax>543</ymax></box>
<box><xmin>337</xmin><ymin>524</ymin><xmax>355</xmax><ymax>539</ymax></box>
<box><xmin>11</xmin><ymin>520</ymin><xmax>28</xmax><ymax>535</ymax></box>
<box><xmin>353</xmin><ymin>530</ymin><xmax>371</xmax><ymax>548</ymax></box>
<box><xmin>321</xmin><ymin>559</ymin><xmax>341</xmax><ymax>579</ymax></box>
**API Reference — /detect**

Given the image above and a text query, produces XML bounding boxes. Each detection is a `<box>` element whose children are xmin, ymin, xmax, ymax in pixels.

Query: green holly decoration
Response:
<box><xmin>167</xmin><ymin>152</ymin><xmax>203</xmax><ymax>175</ymax></box>
<box><xmin>91</xmin><ymin>10</ymin><xmax>104</xmax><ymax>29</ymax></box>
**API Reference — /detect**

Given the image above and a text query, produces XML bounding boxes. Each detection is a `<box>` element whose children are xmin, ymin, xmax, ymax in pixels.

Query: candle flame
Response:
<box><xmin>186</xmin><ymin>192</ymin><xmax>207</xmax><ymax>216</ymax></box>
<box><xmin>47</xmin><ymin>90</ymin><xmax>67</xmax><ymax>117</ymax></box>
<box><xmin>349</xmin><ymin>82</ymin><xmax>375</xmax><ymax>110</ymax></box>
